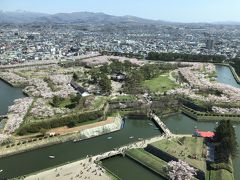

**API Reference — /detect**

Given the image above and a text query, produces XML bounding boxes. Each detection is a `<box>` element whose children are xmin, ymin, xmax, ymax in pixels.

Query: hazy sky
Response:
<box><xmin>1</xmin><ymin>0</ymin><xmax>240</xmax><ymax>22</ymax></box>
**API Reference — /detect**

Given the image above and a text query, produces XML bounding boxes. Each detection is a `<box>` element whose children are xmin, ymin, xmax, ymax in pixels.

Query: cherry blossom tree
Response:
<box><xmin>168</xmin><ymin>160</ymin><xmax>197</xmax><ymax>180</ymax></box>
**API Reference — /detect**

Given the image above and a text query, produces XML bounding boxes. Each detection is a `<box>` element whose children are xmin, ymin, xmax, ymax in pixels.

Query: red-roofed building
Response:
<box><xmin>195</xmin><ymin>129</ymin><xmax>215</xmax><ymax>138</ymax></box>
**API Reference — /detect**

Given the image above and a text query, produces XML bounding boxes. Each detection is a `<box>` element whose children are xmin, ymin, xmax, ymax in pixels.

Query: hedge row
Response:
<box><xmin>209</xmin><ymin>162</ymin><xmax>233</xmax><ymax>173</ymax></box>
<box><xmin>109</xmin><ymin>99</ymin><xmax>135</xmax><ymax>103</ymax></box>
<box><xmin>182</xmin><ymin>105</ymin><xmax>240</xmax><ymax>119</ymax></box>
<box><xmin>146</xmin><ymin>52</ymin><xmax>225</xmax><ymax>63</ymax></box>
<box><xmin>17</xmin><ymin>110</ymin><xmax>104</xmax><ymax>135</ymax></box>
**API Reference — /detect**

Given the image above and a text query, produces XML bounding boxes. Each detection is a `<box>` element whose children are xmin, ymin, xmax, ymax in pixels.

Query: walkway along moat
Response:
<box><xmin>0</xmin><ymin>118</ymin><xmax>161</xmax><ymax>179</ymax></box>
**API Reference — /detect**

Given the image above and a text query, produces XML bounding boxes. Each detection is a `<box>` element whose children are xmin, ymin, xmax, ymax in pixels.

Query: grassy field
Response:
<box><xmin>110</xmin><ymin>95</ymin><xmax>137</xmax><ymax>102</ymax></box>
<box><xmin>208</xmin><ymin>169</ymin><xmax>234</xmax><ymax>180</ymax></box>
<box><xmin>58</xmin><ymin>98</ymin><xmax>73</xmax><ymax>108</ymax></box>
<box><xmin>92</xmin><ymin>96</ymin><xmax>107</xmax><ymax>109</ymax></box>
<box><xmin>142</xmin><ymin>73</ymin><xmax>179</xmax><ymax>93</ymax></box>
<box><xmin>178</xmin><ymin>136</ymin><xmax>204</xmax><ymax>157</ymax></box>
<box><xmin>151</xmin><ymin>137</ymin><xmax>206</xmax><ymax>172</ymax></box>
<box><xmin>126</xmin><ymin>148</ymin><xmax>168</xmax><ymax>178</ymax></box>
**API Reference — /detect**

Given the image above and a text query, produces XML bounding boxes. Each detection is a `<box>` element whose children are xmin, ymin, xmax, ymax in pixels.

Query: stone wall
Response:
<box><xmin>80</xmin><ymin>115</ymin><xmax>123</xmax><ymax>138</ymax></box>
<box><xmin>0</xmin><ymin>115</ymin><xmax>123</xmax><ymax>158</ymax></box>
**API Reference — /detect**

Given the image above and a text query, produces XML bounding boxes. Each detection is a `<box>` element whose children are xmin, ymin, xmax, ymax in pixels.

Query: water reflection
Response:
<box><xmin>0</xmin><ymin>80</ymin><xmax>25</xmax><ymax>115</ymax></box>
<box><xmin>215</xmin><ymin>65</ymin><xmax>240</xmax><ymax>88</ymax></box>
<box><xmin>102</xmin><ymin>155</ymin><xmax>163</xmax><ymax>180</ymax></box>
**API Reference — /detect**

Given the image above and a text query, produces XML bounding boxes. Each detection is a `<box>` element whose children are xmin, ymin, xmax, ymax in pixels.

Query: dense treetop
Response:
<box><xmin>146</xmin><ymin>52</ymin><xmax>226</xmax><ymax>63</ymax></box>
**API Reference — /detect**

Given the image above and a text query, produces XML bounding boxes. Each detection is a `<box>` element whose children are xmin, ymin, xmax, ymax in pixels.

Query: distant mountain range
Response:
<box><xmin>0</xmin><ymin>10</ymin><xmax>239</xmax><ymax>25</ymax></box>
<box><xmin>0</xmin><ymin>10</ymin><xmax>48</xmax><ymax>23</ymax></box>
<box><xmin>0</xmin><ymin>11</ymin><xmax>168</xmax><ymax>25</ymax></box>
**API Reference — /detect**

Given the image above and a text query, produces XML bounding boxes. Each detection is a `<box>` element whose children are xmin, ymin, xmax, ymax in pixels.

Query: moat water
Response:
<box><xmin>0</xmin><ymin>65</ymin><xmax>239</xmax><ymax>179</ymax></box>
<box><xmin>0</xmin><ymin>80</ymin><xmax>25</xmax><ymax>115</ymax></box>
<box><xmin>102</xmin><ymin>155</ymin><xmax>164</xmax><ymax>180</ymax></box>
<box><xmin>215</xmin><ymin>65</ymin><xmax>240</xmax><ymax>88</ymax></box>
<box><xmin>0</xmin><ymin>118</ymin><xmax>161</xmax><ymax>179</ymax></box>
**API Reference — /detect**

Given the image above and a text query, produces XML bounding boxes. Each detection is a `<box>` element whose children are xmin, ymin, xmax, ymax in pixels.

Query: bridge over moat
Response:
<box><xmin>25</xmin><ymin>135</ymin><xmax>165</xmax><ymax>180</ymax></box>
<box><xmin>148</xmin><ymin>112</ymin><xmax>173</xmax><ymax>137</ymax></box>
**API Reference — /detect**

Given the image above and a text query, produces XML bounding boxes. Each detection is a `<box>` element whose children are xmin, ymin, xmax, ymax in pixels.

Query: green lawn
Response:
<box><xmin>126</xmin><ymin>148</ymin><xmax>168</xmax><ymax>178</ymax></box>
<box><xmin>58</xmin><ymin>98</ymin><xmax>73</xmax><ymax>108</ymax></box>
<box><xmin>181</xmin><ymin>136</ymin><xmax>204</xmax><ymax>156</ymax></box>
<box><xmin>208</xmin><ymin>169</ymin><xmax>234</xmax><ymax>180</ymax></box>
<box><xmin>92</xmin><ymin>96</ymin><xmax>107</xmax><ymax>109</ymax></box>
<box><xmin>110</xmin><ymin>95</ymin><xmax>137</xmax><ymax>102</ymax></box>
<box><xmin>151</xmin><ymin>137</ymin><xmax>206</xmax><ymax>172</ymax></box>
<box><xmin>142</xmin><ymin>74</ymin><xmax>179</xmax><ymax>92</ymax></box>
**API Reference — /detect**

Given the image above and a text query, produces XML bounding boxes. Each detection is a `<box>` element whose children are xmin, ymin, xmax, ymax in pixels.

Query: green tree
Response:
<box><xmin>99</xmin><ymin>74</ymin><xmax>112</xmax><ymax>95</ymax></box>
<box><xmin>230</xmin><ymin>58</ymin><xmax>240</xmax><ymax>76</ymax></box>
<box><xmin>110</xmin><ymin>60</ymin><xmax>125</xmax><ymax>73</ymax></box>
<box><xmin>88</xmin><ymin>68</ymin><xmax>112</xmax><ymax>95</ymax></box>
<box><xmin>140</xmin><ymin>64</ymin><xmax>160</xmax><ymax>80</ymax></box>
<box><xmin>39</xmin><ymin>128</ymin><xmax>47</xmax><ymax>136</ymax></box>
<box><xmin>52</xmin><ymin>96</ymin><xmax>63</xmax><ymax>107</ymax></box>
<box><xmin>89</xmin><ymin>68</ymin><xmax>102</xmax><ymax>84</ymax></box>
<box><xmin>215</xmin><ymin>120</ymin><xmax>238</xmax><ymax>160</ymax></box>
<box><xmin>146</xmin><ymin>51</ymin><xmax>225</xmax><ymax>63</ymax></box>
<box><xmin>72</xmin><ymin>72</ymin><xmax>79</xmax><ymax>81</ymax></box>
<box><xmin>67</xmin><ymin>120</ymin><xmax>76</xmax><ymax>128</ymax></box>
<box><xmin>124</xmin><ymin>70</ymin><xmax>144</xmax><ymax>94</ymax></box>
<box><xmin>123</xmin><ymin>60</ymin><xmax>134</xmax><ymax>72</ymax></box>
<box><xmin>100</xmin><ymin>64</ymin><xmax>110</xmax><ymax>74</ymax></box>
<box><xmin>70</xmin><ymin>94</ymin><xmax>81</xmax><ymax>104</ymax></box>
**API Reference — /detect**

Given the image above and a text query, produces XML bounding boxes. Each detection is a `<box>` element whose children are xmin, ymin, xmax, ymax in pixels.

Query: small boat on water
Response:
<box><xmin>138</xmin><ymin>138</ymin><xmax>143</xmax><ymax>140</ymax></box>
<box><xmin>49</xmin><ymin>155</ymin><xmax>55</xmax><ymax>159</ymax></box>
<box><xmin>129</xmin><ymin>136</ymin><xmax>134</xmax><ymax>139</ymax></box>
<box><xmin>154</xmin><ymin>128</ymin><xmax>159</xmax><ymax>130</ymax></box>
<box><xmin>107</xmin><ymin>137</ymin><xmax>112</xmax><ymax>140</ymax></box>
<box><xmin>148</xmin><ymin>123</ymin><xmax>153</xmax><ymax>126</ymax></box>
<box><xmin>0</xmin><ymin>169</ymin><xmax>3</xmax><ymax>173</ymax></box>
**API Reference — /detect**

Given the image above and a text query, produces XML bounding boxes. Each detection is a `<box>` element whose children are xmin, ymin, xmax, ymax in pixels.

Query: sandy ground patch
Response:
<box><xmin>25</xmin><ymin>158</ymin><xmax>111</xmax><ymax>180</ymax></box>
<box><xmin>48</xmin><ymin>117</ymin><xmax>113</xmax><ymax>135</ymax></box>
<box><xmin>111</xmin><ymin>81</ymin><xmax>122</xmax><ymax>95</ymax></box>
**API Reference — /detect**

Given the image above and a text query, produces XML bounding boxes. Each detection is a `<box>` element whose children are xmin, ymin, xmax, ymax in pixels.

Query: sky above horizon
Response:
<box><xmin>1</xmin><ymin>0</ymin><xmax>240</xmax><ymax>23</ymax></box>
